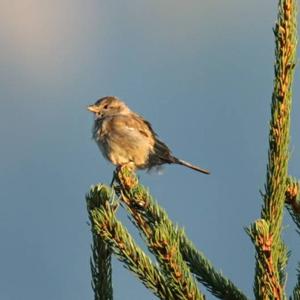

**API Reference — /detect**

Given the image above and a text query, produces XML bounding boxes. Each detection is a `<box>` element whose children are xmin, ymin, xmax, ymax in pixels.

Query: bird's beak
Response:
<box><xmin>87</xmin><ymin>105</ymin><xmax>98</xmax><ymax>113</ymax></box>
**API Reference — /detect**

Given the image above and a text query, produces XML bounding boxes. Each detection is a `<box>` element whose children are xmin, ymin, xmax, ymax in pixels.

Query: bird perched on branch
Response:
<box><xmin>87</xmin><ymin>96</ymin><xmax>210</xmax><ymax>174</ymax></box>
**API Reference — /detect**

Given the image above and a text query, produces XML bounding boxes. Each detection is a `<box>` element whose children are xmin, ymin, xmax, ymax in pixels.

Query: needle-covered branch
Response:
<box><xmin>179</xmin><ymin>235</ymin><xmax>248</xmax><ymax>300</ymax></box>
<box><xmin>114</xmin><ymin>167</ymin><xmax>248</xmax><ymax>300</ymax></box>
<box><xmin>86</xmin><ymin>185</ymin><xmax>114</xmax><ymax>300</ymax></box>
<box><xmin>87</xmin><ymin>184</ymin><xmax>178</xmax><ymax>300</ymax></box>
<box><xmin>286</xmin><ymin>177</ymin><xmax>300</xmax><ymax>232</ymax></box>
<box><xmin>291</xmin><ymin>263</ymin><xmax>300</xmax><ymax>300</ymax></box>
<box><xmin>285</xmin><ymin>177</ymin><xmax>300</xmax><ymax>300</ymax></box>
<box><xmin>114</xmin><ymin>167</ymin><xmax>205</xmax><ymax>300</ymax></box>
<box><xmin>247</xmin><ymin>0</ymin><xmax>298</xmax><ymax>299</ymax></box>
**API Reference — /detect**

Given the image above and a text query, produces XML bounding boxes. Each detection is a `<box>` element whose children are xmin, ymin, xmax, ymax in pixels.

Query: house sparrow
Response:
<box><xmin>87</xmin><ymin>96</ymin><xmax>210</xmax><ymax>174</ymax></box>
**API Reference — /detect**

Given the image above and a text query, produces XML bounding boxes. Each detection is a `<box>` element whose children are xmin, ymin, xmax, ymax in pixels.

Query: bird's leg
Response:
<box><xmin>110</xmin><ymin>171</ymin><xmax>116</xmax><ymax>187</ymax></box>
<box><xmin>108</xmin><ymin>169</ymin><xmax>120</xmax><ymax>209</ymax></box>
<box><xmin>109</xmin><ymin>163</ymin><xmax>134</xmax><ymax>205</ymax></box>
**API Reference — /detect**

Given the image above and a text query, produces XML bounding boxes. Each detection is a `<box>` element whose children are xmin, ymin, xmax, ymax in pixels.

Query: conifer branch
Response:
<box><xmin>114</xmin><ymin>167</ymin><xmax>248</xmax><ymax>300</ymax></box>
<box><xmin>247</xmin><ymin>0</ymin><xmax>297</xmax><ymax>299</ymax></box>
<box><xmin>150</xmin><ymin>222</ymin><xmax>205</xmax><ymax>300</ymax></box>
<box><xmin>86</xmin><ymin>185</ymin><xmax>114</xmax><ymax>300</ymax></box>
<box><xmin>286</xmin><ymin>177</ymin><xmax>300</xmax><ymax>232</ymax></box>
<box><xmin>87</xmin><ymin>184</ymin><xmax>177</xmax><ymax>300</ymax></box>
<box><xmin>285</xmin><ymin>178</ymin><xmax>300</xmax><ymax>300</ymax></box>
<box><xmin>292</xmin><ymin>263</ymin><xmax>300</xmax><ymax>300</ymax></box>
<box><xmin>115</xmin><ymin>167</ymin><xmax>205</xmax><ymax>300</ymax></box>
<box><xmin>179</xmin><ymin>235</ymin><xmax>249</xmax><ymax>300</ymax></box>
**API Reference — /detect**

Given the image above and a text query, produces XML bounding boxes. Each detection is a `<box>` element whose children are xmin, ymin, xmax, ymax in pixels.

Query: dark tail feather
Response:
<box><xmin>174</xmin><ymin>157</ymin><xmax>210</xmax><ymax>175</ymax></box>
<box><xmin>151</xmin><ymin>138</ymin><xmax>210</xmax><ymax>174</ymax></box>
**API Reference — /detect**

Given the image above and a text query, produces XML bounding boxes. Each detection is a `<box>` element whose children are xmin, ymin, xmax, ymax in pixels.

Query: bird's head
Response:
<box><xmin>87</xmin><ymin>96</ymin><xmax>130</xmax><ymax>119</ymax></box>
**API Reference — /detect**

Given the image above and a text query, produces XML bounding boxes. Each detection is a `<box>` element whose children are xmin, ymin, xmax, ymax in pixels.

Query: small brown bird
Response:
<box><xmin>87</xmin><ymin>96</ymin><xmax>210</xmax><ymax>174</ymax></box>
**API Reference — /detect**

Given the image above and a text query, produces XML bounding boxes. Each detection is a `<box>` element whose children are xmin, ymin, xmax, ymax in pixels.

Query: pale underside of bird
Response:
<box><xmin>87</xmin><ymin>96</ymin><xmax>210</xmax><ymax>175</ymax></box>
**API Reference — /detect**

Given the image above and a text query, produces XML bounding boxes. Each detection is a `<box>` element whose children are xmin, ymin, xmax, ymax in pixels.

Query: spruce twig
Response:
<box><xmin>151</xmin><ymin>222</ymin><xmax>205</xmax><ymax>300</ymax></box>
<box><xmin>114</xmin><ymin>168</ymin><xmax>204</xmax><ymax>300</ymax></box>
<box><xmin>88</xmin><ymin>184</ymin><xmax>177</xmax><ymax>300</ymax></box>
<box><xmin>285</xmin><ymin>177</ymin><xmax>300</xmax><ymax>299</ymax></box>
<box><xmin>247</xmin><ymin>0</ymin><xmax>297</xmax><ymax>299</ymax></box>
<box><xmin>115</xmin><ymin>167</ymin><xmax>248</xmax><ymax>300</ymax></box>
<box><xmin>286</xmin><ymin>177</ymin><xmax>300</xmax><ymax>232</ymax></box>
<box><xmin>179</xmin><ymin>236</ymin><xmax>248</xmax><ymax>300</ymax></box>
<box><xmin>86</xmin><ymin>185</ymin><xmax>114</xmax><ymax>300</ymax></box>
<box><xmin>292</xmin><ymin>263</ymin><xmax>300</xmax><ymax>300</ymax></box>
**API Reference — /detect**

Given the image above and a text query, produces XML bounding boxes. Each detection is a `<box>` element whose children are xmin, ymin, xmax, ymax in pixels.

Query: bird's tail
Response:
<box><xmin>151</xmin><ymin>138</ymin><xmax>210</xmax><ymax>174</ymax></box>
<box><xmin>173</xmin><ymin>157</ymin><xmax>210</xmax><ymax>175</ymax></box>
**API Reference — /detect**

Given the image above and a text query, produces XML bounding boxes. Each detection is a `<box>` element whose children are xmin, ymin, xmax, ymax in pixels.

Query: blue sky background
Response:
<box><xmin>0</xmin><ymin>1</ymin><xmax>299</xmax><ymax>299</ymax></box>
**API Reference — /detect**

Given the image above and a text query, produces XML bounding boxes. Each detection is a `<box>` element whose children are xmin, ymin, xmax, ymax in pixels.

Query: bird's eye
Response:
<box><xmin>103</xmin><ymin>104</ymin><xmax>109</xmax><ymax>109</ymax></box>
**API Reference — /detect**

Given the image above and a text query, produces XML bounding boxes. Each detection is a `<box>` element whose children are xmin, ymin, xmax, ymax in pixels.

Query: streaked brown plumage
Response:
<box><xmin>87</xmin><ymin>96</ymin><xmax>210</xmax><ymax>174</ymax></box>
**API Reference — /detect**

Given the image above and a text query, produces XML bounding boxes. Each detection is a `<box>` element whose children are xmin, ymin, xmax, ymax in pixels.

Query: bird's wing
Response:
<box><xmin>109</xmin><ymin>113</ymin><xmax>175</xmax><ymax>167</ymax></box>
<box><xmin>132</xmin><ymin>115</ymin><xmax>174</xmax><ymax>164</ymax></box>
<box><xmin>129</xmin><ymin>114</ymin><xmax>173</xmax><ymax>161</ymax></box>
<box><xmin>108</xmin><ymin>114</ymin><xmax>155</xmax><ymax>145</ymax></box>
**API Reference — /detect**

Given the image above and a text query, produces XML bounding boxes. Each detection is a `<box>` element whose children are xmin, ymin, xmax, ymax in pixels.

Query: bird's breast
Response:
<box><xmin>91</xmin><ymin>115</ymin><xmax>155</xmax><ymax>168</ymax></box>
